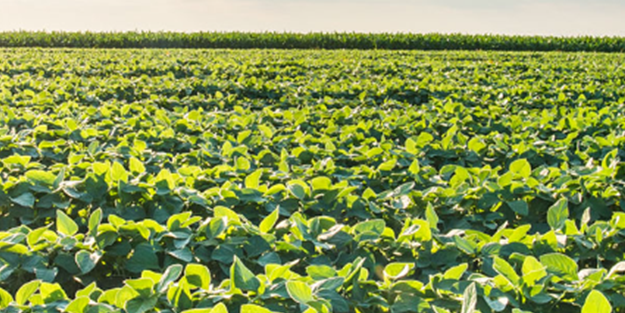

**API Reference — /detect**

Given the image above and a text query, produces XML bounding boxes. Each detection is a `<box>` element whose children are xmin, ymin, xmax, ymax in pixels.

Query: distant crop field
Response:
<box><xmin>0</xmin><ymin>31</ymin><xmax>624</xmax><ymax>51</ymax></box>
<box><xmin>0</xmin><ymin>48</ymin><xmax>624</xmax><ymax>313</ymax></box>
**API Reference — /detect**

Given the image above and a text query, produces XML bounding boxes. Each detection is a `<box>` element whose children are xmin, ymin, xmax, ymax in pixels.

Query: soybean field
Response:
<box><xmin>0</xmin><ymin>48</ymin><xmax>624</xmax><ymax>313</ymax></box>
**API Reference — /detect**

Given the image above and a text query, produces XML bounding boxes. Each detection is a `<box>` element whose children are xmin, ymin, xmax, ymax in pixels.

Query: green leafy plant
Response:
<box><xmin>0</xmin><ymin>47</ymin><xmax>624</xmax><ymax>313</ymax></box>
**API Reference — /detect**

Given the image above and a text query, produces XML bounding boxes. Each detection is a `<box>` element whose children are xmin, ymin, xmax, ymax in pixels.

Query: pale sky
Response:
<box><xmin>1</xmin><ymin>0</ymin><xmax>624</xmax><ymax>36</ymax></box>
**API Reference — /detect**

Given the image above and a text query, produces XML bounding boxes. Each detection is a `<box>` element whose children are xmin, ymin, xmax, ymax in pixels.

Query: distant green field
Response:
<box><xmin>0</xmin><ymin>32</ymin><xmax>624</xmax><ymax>51</ymax></box>
<box><xmin>0</xmin><ymin>48</ymin><xmax>625</xmax><ymax>313</ymax></box>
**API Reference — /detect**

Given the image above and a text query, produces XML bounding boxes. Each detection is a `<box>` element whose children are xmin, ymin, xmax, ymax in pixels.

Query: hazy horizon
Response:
<box><xmin>2</xmin><ymin>0</ymin><xmax>624</xmax><ymax>36</ymax></box>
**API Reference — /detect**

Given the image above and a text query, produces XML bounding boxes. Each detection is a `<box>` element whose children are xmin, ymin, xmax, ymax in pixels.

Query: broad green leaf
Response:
<box><xmin>236</xmin><ymin>156</ymin><xmax>251</xmax><ymax>171</ymax></box>
<box><xmin>453</xmin><ymin>235</ymin><xmax>476</xmax><ymax>255</ymax></box>
<box><xmin>602</xmin><ymin>148</ymin><xmax>619</xmax><ymax>169</ymax></box>
<box><xmin>92</xmin><ymin>162</ymin><xmax>110</xmax><ymax>176</ymax></box>
<box><xmin>484</xmin><ymin>295</ymin><xmax>508</xmax><ymax>312</ymax></box>
<box><xmin>35</xmin><ymin>268</ymin><xmax>58</xmax><ymax>283</ymax></box>
<box><xmin>167</xmin><ymin>211</ymin><xmax>194</xmax><ymax>230</ymax></box>
<box><xmin>311</xmin><ymin>176</ymin><xmax>332</xmax><ymax>191</ymax></box>
<box><xmin>16</xmin><ymin>280</ymin><xmax>40</xmax><ymax>305</ymax></box>
<box><xmin>443</xmin><ymin>263</ymin><xmax>468</xmax><ymax>280</ymax></box>
<box><xmin>507</xmin><ymin>200</ymin><xmax>529</xmax><ymax>216</ymax></box>
<box><xmin>157</xmin><ymin>264</ymin><xmax>184</xmax><ymax>293</ymax></box>
<box><xmin>258</xmin><ymin>125</ymin><xmax>274</xmax><ymax>138</ymax></box>
<box><xmin>57</xmin><ymin>210</ymin><xmax>79</xmax><ymax>236</ymax></box>
<box><xmin>265</xmin><ymin>184</ymin><xmax>286</xmax><ymax>196</ymax></box>
<box><xmin>40</xmin><ymin>282</ymin><xmax>67</xmax><ymax>303</ymax></box>
<box><xmin>399</xmin><ymin>219</ymin><xmax>431</xmax><ymax>242</ymax></box>
<box><xmin>65</xmin><ymin>296</ymin><xmax>90</xmax><ymax>313</ymax></box>
<box><xmin>11</xmin><ymin>192</ymin><xmax>35</xmax><ymax>208</ymax></box>
<box><xmin>126</xmin><ymin>244</ymin><xmax>160</xmax><ymax>273</ymax></box>
<box><xmin>393</xmin><ymin>182</ymin><xmax>415</xmax><ymax>196</ymax></box>
<box><xmin>408</xmin><ymin>159</ymin><xmax>420</xmax><ymax>175</ymax></box>
<box><xmin>365</xmin><ymin>147</ymin><xmax>384</xmax><ymax>158</ymax></box>
<box><xmin>416</xmin><ymin>132</ymin><xmax>434</xmax><ymax>147</ymax></box>
<box><xmin>27</xmin><ymin>226</ymin><xmax>49</xmax><ymax>248</ymax></box>
<box><xmin>611</xmin><ymin>212</ymin><xmax>625</xmax><ymax>229</ymax></box>
<box><xmin>461</xmin><ymin>283</ymin><xmax>477</xmax><ymax>313</ymax></box>
<box><xmin>384</xmin><ymin>263</ymin><xmax>415</xmax><ymax>280</ymax></box>
<box><xmin>214</xmin><ymin>206</ymin><xmax>241</xmax><ymax>225</ymax></box>
<box><xmin>582</xmin><ymin>290</ymin><xmax>612</xmax><ymax>313</ymax></box>
<box><xmin>405</xmin><ymin>138</ymin><xmax>418</xmax><ymax>154</ymax></box>
<box><xmin>206</xmin><ymin>217</ymin><xmax>227</xmax><ymax>238</ymax></box>
<box><xmin>0</xmin><ymin>287</ymin><xmax>12</xmax><ymax>309</ymax></box>
<box><xmin>185</xmin><ymin>264</ymin><xmax>211</xmax><ymax>290</ymax></box>
<box><xmin>547</xmin><ymin>199</ymin><xmax>568</xmax><ymax>230</ymax></box>
<box><xmin>3</xmin><ymin>155</ymin><xmax>31</xmax><ymax>167</ymax></box>
<box><xmin>126</xmin><ymin>295</ymin><xmax>158</xmax><ymax>313</ymax></box>
<box><xmin>540</xmin><ymin>253</ymin><xmax>578</xmax><ymax>281</ymax></box>
<box><xmin>287</xmin><ymin>180</ymin><xmax>309</xmax><ymax>200</ymax></box>
<box><xmin>362</xmin><ymin>188</ymin><xmax>376</xmax><ymax>200</ymax></box>
<box><xmin>245</xmin><ymin>169</ymin><xmax>262</xmax><ymax>189</ymax></box>
<box><xmin>237</xmin><ymin>130</ymin><xmax>251</xmax><ymax>143</ymax></box>
<box><xmin>306</xmin><ymin>265</ymin><xmax>337</xmax><ymax>280</ymax></box>
<box><xmin>425</xmin><ymin>204</ymin><xmax>439</xmax><ymax>229</ymax></box>
<box><xmin>53</xmin><ymin>168</ymin><xmax>65</xmax><ymax>188</ymax></box>
<box><xmin>231</xmin><ymin>256</ymin><xmax>260</xmax><ymax>292</ymax></box>
<box><xmin>169</xmin><ymin>279</ymin><xmax>193</xmax><ymax>313</ymax></box>
<box><xmin>88</xmin><ymin>208</ymin><xmax>102</xmax><ymax>236</ymax></box>
<box><xmin>140</xmin><ymin>270</ymin><xmax>162</xmax><ymax>284</ymax></box>
<box><xmin>468</xmin><ymin>137</ymin><xmax>486</xmax><ymax>152</ymax></box>
<box><xmin>521</xmin><ymin>256</ymin><xmax>547</xmax><ymax>286</ymax></box>
<box><xmin>508</xmin><ymin>224</ymin><xmax>531</xmax><ymax>243</ymax></box>
<box><xmin>166</xmin><ymin>279</ymin><xmax>193</xmax><ymax>310</ymax></box>
<box><xmin>493</xmin><ymin>256</ymin><xmax>520</xmax><ymax>287</ymax></box>
<box><xmin>510</xmin><ymin>159</ymin><xmax>531</xmax><ymax>178</ymax></box>
<box><xmin>26</xmin><ymin>170</ymin><xmax>57</xmax><ymax>186</ymax></box>
<box><xmin>392</xmin><ymin>294</ymin><xmax>429</xmax><ymax>313</ymax></box>
<box><xmin>378</xmin><ymin>159</ymin><xmax>396</xmax><ymax>171</ymax></box>
<box><xmin>129</xmin><ymin>157</ymin><xmax>146</xmax><ymax>174</ymax></box>
<box><xmin>210</xmin><ymin>303</ymin><xmax>229</xmax><ymax>313</ymax></box>
<box><xmin>126</xmin><ymin>278</ymin><xmax>155</xmax><ymax>297</ymax></box>
<box><xmin>76</xmin><ymin>251</ymin><xmax>101</xmax><ymax>274</ymax></box>
<box><xmin>259</xmin><ymin>208</ymin><xmax>280</xmax><ymax>234</ymax></box>
<box><xmin>0</xmin><ymin>242</ymin><xmax>28</xmax><ymax>254</ymax></box>
<box><xmin>165</xmin><ymin>243</ymin><xmax>192</xmax><ymax>262</ymax></box>
<box><xmin>98</xmin><ymin>288</ymin><xmax>121</xmax><ymax>306</ymax></box>
<box><xmin>75</xmin><ymin>282</ymin><xmax>98</xmax><ymax>298</ymax></box>
<box><xmin>353</xmin><ymin>219</ymin><xmax>385</xmax><ymax>236</ymax></box>
<box><xmin>241</xmin><ymin>304</ymin><xmax>274</xmax><ymax>313</ymax></box>
<box><xmin>286</xmin><ymin>281</ymin><xmax>314</xmax><ymax>304</ymax></box>
<box><xmin>111</xmin><ymin>162</ymin><xmax>128</xmax><ymax>182</ymax></box>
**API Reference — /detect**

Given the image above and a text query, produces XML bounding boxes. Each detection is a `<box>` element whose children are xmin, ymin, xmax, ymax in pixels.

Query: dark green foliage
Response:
<box><xmin>0</xmin><ymin>31</ymin><xmax>624</xmax><ymax>51</ymax></box>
